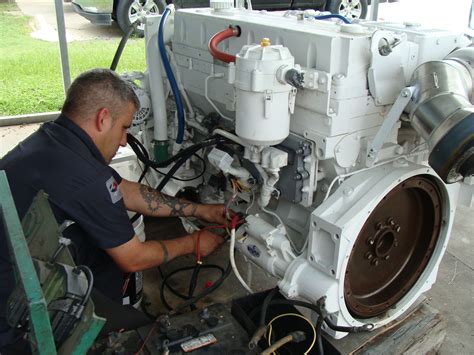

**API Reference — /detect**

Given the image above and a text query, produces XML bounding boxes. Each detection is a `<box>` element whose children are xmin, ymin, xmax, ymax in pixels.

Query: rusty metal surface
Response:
<box><xmin>344</xmin><ymin>176</ymin><xmax>442</xmax><ymax>318</ymax></box>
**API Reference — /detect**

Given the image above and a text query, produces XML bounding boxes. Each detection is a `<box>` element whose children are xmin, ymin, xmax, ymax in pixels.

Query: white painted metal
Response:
<box><xmin>234</xmin><ymin>42</ymin><xmax>296</xmax><ymax>146</ymax></box>
<box><xmin>279</xmin><ymin>163</ymin><xmax>458</xmax><ymax>338</ymax></box>
<box><xmin>139</xmin><ymin>7</ymin><xmax>473</xmax><ymax>338</ymax></box>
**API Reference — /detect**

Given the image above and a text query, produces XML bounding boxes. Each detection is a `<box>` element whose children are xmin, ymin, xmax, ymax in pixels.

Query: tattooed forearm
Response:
<box><xmin>139</xmin><ymin>185</ymin><xmax>168</xmax><ymax>213</ymax></box>
<box><xmin>139</xmin><ymin>185</ymin><xmax>198</xmax><ymax>217</ymax></box>
<box><xmin>169</xmin><ymin>200</ymin><xmax>198</xmax><ymax>217</ymax></box>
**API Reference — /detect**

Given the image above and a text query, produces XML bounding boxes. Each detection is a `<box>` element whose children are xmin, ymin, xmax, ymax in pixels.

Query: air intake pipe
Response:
<box><xmin>407</xmin><ymin>47</ymin><xmax>474</xmax><ymax>183</ymax></box>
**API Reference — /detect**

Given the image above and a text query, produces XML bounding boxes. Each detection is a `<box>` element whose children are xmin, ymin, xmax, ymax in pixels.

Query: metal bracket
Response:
<box><xmin>366</xmin><ymin>86</ymin><xmax>415</xmax><ymax>167</ymax></box>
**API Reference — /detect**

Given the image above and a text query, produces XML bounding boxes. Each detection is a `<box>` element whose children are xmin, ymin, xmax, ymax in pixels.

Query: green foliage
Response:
<box><xmin>0</xmin><ymin>3</ymin><xmax>146</xmax><ymax>116</ymax></box>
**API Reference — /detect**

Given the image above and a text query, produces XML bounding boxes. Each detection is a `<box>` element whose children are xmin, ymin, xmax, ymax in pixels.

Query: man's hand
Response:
<box><xmin>191</xmin><ymin>230</ymin><xmax>225</xmax><ymax>257</ymax></box>
<box><xmin>195</xmin><ymin>204</ymin><xmax>229</xmax><ymax>225</ymax></box>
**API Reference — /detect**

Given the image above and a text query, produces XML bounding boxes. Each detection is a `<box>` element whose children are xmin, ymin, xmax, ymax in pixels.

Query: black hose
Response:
<box><xmin>110</xmin><ymin>22</ymin><xmax>138</xmax><ymax>71</ymax></box>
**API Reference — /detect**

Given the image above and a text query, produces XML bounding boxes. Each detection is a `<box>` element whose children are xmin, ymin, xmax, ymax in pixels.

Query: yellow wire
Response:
<box><xmin>265</xmin><ymin>312</ymin><xmax>316</xmax><ymax>355</ymax></box>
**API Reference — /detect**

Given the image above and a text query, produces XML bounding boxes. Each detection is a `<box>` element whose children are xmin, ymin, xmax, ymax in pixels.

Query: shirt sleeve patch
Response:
<box><xmin>106</xmin><ymin>176</ymin><xmax>123</xmax><ymax>204</ymax></box>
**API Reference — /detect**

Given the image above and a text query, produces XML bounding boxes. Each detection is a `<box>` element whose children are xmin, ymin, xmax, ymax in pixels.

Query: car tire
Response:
<box><xmin>116</xmin><ymin>0</ymin><xmax>164</xmax><ymax>37</ymax></box>
<box><xmin>327</xmin><ymin>0</ymin><xmax>368</xmax><ymax>20</ymax></box>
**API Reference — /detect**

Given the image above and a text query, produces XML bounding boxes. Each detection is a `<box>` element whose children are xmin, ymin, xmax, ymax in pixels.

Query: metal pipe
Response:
<box><xmin>145</xmin><ymin>16</ymin><xmax>169</xmax><ymax>161</ymax></box>
<box><xmin>370</xmin><ymin>0</ymin><xmax>380</xmax><ymax>21</ymax></box>
<box><xmin>53</xmin><ymin>0</ymin><xmax>71</xmax><ymax>93</ymax></box>
<box><xmin>407</xmin><ymin>49</ymin><xmax>474</xmax><ymax>183</ymax></box>
<box><xmin>0</xmin><ymin>112</ymin><xmax>59</xmax><ymax>127</ymax></box>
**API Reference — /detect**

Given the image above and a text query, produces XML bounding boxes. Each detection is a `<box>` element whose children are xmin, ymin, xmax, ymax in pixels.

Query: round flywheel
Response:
<box><xmin>344</xmin><ymin>176</ymin><xmax>442</xmax><ymax>318</ymax></box>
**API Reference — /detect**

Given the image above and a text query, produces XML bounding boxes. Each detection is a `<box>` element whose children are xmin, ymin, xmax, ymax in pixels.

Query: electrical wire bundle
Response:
<box><xmin>159</xmin><ymin>222</ymin><xmax>232</xmax><ymax>312</ymax></box>
<box><xmin>126</xmin><ymin>133</ymin><xmax>226</xmax><ymax>223</ymax></box>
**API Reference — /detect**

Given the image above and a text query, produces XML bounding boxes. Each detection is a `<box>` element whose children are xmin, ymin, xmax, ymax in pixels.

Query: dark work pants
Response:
<box><xmin>91</xmin><ymin>288</ymin><xmax>153</xmax><ymax>337</ymax></box>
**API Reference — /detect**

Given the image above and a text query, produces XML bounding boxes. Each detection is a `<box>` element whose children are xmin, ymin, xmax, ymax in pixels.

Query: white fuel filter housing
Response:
<box><xmin>234</xmin><ymin>39</ymin><xmax>296</xmax><ymax>146</ymax></box>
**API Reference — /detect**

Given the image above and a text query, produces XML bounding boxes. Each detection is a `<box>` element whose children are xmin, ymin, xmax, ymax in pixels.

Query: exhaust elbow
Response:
<box><xmin>407</xmin><ymin>48</ymin><xmax>474</xmax><ymax>183</ymax></box>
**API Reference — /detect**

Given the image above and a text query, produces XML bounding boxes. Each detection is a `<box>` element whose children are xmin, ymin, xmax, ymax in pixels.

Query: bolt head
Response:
<box><xmin>375</xmin><ymin>222</ymin><xmax>383</xmax><ymax>230</ymax></box>
<box><xmin>365</xmin><ymin>252</ymin><xmax>374</xmax><ymax>260</ymax></box>
<box><xmin>371</xmin><ymin>258</ymin><xmax>379</xmax><ymax>266</ymax></box>
<box><xmin>368</xmin><ymin>239</ymin><xmax>375</xmax><ymax>245</ymax></box>
<box><xmin>384</xmin><ymin>255</ymin><xmax>390</xmax><ymax>260</ymax></box>
<box><xmin>395</xmin><ymin>225</ymin><xmax>401</xmax><ymax>233</ymax></box>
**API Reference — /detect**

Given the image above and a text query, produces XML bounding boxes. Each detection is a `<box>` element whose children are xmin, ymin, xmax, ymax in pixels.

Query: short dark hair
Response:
<box><xmin>62</xmin><ymin>68</ymin><xmax>139</xmax><ymax>121</ymax></box>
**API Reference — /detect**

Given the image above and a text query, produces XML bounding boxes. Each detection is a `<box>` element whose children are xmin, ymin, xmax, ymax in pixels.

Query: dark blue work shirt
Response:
<box><xmin>0</xmin><ymin>115</ymin><xmax>135</xmax><ymax>347</ymax></box>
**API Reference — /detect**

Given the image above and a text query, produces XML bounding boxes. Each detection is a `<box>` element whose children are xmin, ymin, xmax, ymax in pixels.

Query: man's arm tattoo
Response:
<box><xmin>139</xmin><ymin>185</ymin><xmax>168</xmax><ymax>213</ymax></box>
<box><xmin>168</xmin><ymin>199</ymin><xmax>198</xmax><ymax>217</ymax></box>
<box><xmin>157</xmin><ymin>240</ymin><xmax>169</xmax><ymax>263</ymax></box>
<box><xmin>139</xmin><ymin>185</ymin><xmax>198</xmax><ymax>217</ymax></box>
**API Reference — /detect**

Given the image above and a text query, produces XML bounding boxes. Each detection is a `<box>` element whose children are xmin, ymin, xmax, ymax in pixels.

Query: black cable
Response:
<box><xmin>110</xmin><ymin>22</ymin><xmax>138</xmax><ymax>71</ymax></box>
<box><xmin>128</xmin><ymin>134</ymin><xmax>233</xmax><ymax>311</ymax></box>
<box><xmin>150</xmin><ymin>154</ymin><xmax>206</xmax><ymax>182</ymax></box>
<box><xmin>138</xmin><ymin>164</ymin><xmax>150</xmax><ymax>183</ymax></box>
<box><xmin>266</xmin><ymin>299</ymin><xmax>373</xmax><ymax>334</ymax></box>
<box><xmin>259</xmin><ymin>287</ymin><xmax>279</xmax><ymax>326</ymax></box>
<box><xmin>323</xmin><ymin>317</ymin><xmax>374</xmax><ymax>333</ymax></box>
<box><xmin>74</xmin><ymin>265</ymin><xmax>94</xmax><ymax>306</ymax></box>
<box><xmin>127</xmin><ymin>134</ymin><xmax>224</xmax><ymax>170</ymax></box>
<box><xmin>316</xmin><ymin>318</ymin><xmax>324</xmax><ymax>355</ymax></box>
<box><xmin>128</xmin><ymin>135</ymin><xmax>225</xmax><ymax>224</ymax></box>
<box><xmin>128</xmin><ymin>135</ymin><xmax>222</xmax><ymax>190</ymax></box>
<box><xmin>155</xmin><ymin>137</ymin><xmax>225</xmax><ymax>191</ymax></box>
<box><xmin>187</xmin><ymin>263</ymin><xmax>201</xmax><ymax>311</ymax></box>
<box><xmin>158</xmin><ymin>266</ymin><xmax>188</xmax><ymax>300</ymax></box>
<box><xmin>159</xmin><ymin>264</ymin><xmax>227</xmax><ymax>311</ymax></box>
<box><xmin>171</xmin><ymin>262</ymin><xmax>232</xmax><ymax>315</ymax></box>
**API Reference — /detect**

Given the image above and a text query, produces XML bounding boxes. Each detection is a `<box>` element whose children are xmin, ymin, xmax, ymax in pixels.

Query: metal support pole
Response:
<box><xmin>370</xmin><ymin>0</ymin><xmax>380</xmax><ymax>21</ymax></box>
<box><xmin>53</xmin><ymin>0</ymin><xmax>71</xmax><ymax>93</ymax></box>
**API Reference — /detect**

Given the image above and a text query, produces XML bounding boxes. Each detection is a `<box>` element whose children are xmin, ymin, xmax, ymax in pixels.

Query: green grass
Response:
<box><xmin>0</xmin><ymin>3</ymin><xmax>146</xmax><ymax>116</ymax></box>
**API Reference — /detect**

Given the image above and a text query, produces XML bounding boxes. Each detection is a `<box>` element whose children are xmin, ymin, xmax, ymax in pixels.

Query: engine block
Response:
<box><xmin>132</xmin><ymin>4</ymin><xmax>474</xmax><ymax>338</ymax></box>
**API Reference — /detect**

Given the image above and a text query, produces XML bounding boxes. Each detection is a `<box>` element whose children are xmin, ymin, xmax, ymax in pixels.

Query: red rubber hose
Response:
<box><xmin>208</xmin><ymin>27</ymin><xmax>240</xmax><ymax>63</ymax></box>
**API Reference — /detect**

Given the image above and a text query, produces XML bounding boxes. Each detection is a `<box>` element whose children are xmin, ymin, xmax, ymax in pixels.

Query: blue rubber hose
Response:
<box><xmin>315</xmin><ymin>14</ymin><xmax>351</xmax><ymax>24</ymax></box>
<box><xmin>158</xmin><ymin>7</ymin><xmax>185</xmax><ymax>144</ymax></box>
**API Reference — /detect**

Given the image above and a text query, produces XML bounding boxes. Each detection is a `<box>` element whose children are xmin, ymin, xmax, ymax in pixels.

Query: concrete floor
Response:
<box><xmin>426</xmin><ymin>205</ymin><xmax>473</xmax><ymax>354</ymax></box>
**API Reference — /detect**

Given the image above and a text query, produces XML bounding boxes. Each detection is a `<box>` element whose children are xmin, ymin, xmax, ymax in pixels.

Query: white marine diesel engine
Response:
<box><xmin>127</xmin><ymin>2</ymin><xmax>474</xmax><ymax>338</ymax></box>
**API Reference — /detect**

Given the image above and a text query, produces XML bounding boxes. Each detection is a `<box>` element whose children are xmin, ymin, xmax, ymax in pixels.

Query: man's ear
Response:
<box><xmin>95</xmin><ymin>107</ymin><xmax>112</xmax><ymax>132</ymax></box>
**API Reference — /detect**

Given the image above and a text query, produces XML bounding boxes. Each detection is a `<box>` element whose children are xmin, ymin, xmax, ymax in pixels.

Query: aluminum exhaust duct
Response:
<box><xmin>407</xmin><ymin>47</ymin><xmax>474</xmax><ymax>183</ymax></box>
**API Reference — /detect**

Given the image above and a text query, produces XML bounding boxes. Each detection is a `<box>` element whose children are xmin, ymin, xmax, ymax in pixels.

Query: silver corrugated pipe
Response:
<box><xmin>407</xmin><ymin>47</ymin><xmax>474</xmax><ymax>184</ymax></box>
